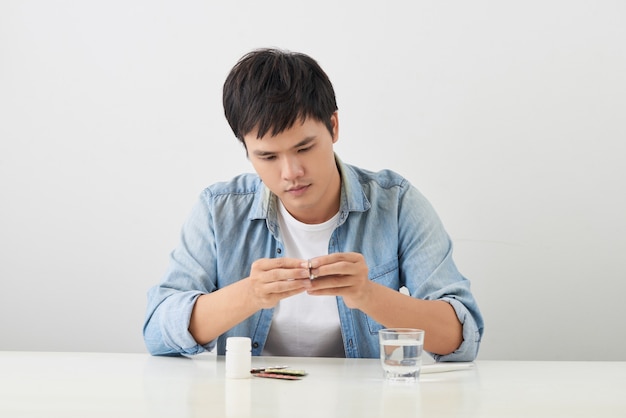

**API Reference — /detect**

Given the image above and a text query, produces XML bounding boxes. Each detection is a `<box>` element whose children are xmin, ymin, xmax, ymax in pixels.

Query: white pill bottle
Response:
<box><xmin>225</xmin><ymin>337</ymin><xmax>252</xmax><ymax>379</ymax></box>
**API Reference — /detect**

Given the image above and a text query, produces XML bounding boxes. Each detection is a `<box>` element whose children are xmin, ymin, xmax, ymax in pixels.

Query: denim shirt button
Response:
<box><xmin>276</xmin><ymin>248</ymin><xmax>282</xmax><ymax>254</ymax></box>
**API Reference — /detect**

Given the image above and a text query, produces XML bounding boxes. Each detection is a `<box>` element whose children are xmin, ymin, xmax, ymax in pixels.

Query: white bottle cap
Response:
<box><xmin>226</xmin><ymin>337</ymin><xmax>251</xmax><ymax>351</ymax></box>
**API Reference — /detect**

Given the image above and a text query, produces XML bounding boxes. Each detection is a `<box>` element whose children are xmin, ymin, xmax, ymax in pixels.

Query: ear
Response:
<box><xmin>330</xmin><ymin>112</ymin><xmax>339</xmax><ymax>144</ymax></box>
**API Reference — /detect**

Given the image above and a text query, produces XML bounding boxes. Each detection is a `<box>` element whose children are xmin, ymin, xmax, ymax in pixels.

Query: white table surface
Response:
<box><xmin>1</xmin><ymin>351</ymin><xmax>624</xmax><ymax>417</ymax></box>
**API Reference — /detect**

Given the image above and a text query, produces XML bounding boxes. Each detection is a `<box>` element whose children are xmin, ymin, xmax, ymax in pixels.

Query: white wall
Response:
<box><xmin>1</xmin><ymin>1</ymin><xmax>624</xmax><ymax>360</ymax></box>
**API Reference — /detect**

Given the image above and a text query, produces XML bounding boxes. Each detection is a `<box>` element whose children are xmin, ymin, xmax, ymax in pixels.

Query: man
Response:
<box><xmin>143</xmin><ymin>48</ymin><xmax>484</xmax><ymax>361</ymax></box>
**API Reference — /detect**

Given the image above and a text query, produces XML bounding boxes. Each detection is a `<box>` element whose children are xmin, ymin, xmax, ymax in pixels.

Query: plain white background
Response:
<box><xmin>1</xmin><ymin>1</ymin><xmax>625</xmax><ymax>360</ymax></box>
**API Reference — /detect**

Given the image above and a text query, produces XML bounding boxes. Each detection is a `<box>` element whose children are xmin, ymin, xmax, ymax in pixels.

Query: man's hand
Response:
<box><xmin>306</xmin><ymin>252</ymin><xmax>373</xmax><ymax>309</ymax></box>
<box><xmin>247</xmin><ymin>257</ymin><xmax>312</xmax><ymax>309</ymax></box>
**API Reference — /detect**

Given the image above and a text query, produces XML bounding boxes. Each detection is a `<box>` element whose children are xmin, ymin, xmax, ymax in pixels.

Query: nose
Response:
<box><xmin>281</xmin><ymin>155</ymin><xmax>304</xmax><ymax>181</ymax></box>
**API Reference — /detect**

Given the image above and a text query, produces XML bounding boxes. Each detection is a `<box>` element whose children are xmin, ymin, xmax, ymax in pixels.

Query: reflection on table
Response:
<box><xmin>0</xmin><ymin>351</ymin><xmax>624</xmax><ymax>417</ymax></box>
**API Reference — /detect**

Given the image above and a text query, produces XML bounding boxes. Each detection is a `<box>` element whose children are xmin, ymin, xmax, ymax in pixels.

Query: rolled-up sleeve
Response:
<box><xmin>143</xmin><ymin>289</ymin><xmax>213</xmax><ymax>356</ymax></box>
<box><xmin>433</xmin><ymin>297</ymin><xmax>482</xmax><ymax>362</ymax></box>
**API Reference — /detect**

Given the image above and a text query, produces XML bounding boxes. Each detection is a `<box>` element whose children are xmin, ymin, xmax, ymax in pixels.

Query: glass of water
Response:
<box><xmin>379</xmin><ymin>328</ymin><xmax>425</xmax><ymax>383</ymax></box>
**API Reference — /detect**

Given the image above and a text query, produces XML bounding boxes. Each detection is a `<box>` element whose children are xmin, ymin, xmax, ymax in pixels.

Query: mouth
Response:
<box><xmin>285</xmin><ymin>184</ymin><xmax>310</xmax><ymax>196</ymax></box>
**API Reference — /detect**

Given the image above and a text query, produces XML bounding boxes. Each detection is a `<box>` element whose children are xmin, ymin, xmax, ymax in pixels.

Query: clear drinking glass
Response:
<box><xmin>379</xmin><ymin>328</ymin><xmax>425</xmax><ymax>383</ymax></box>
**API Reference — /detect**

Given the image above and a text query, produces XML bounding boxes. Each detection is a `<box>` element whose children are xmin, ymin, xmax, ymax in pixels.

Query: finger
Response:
<box><xmin>252</xmin><ymin>257</ymin><xmax>308</xmax><ymax>272</ymax></box>
<box><xmin>258</xmin><ymin>277</ymin><xmax>312</xmax><ymax>293</ymax></box>
<box><xmin>251</xmin><ymin>259</ymin><xmax>311</xmax><ymax>282</ymax></box>
<box><xmin>256</xmin><ymin>267</ymin><xmax>311</xmax><ymax>283</ymax></box>
<box><xmin>311</xmin><ymin>262</ymin><xmax>359</xmax><ymax>280</ymax></box>
<box><xmin>307</xmin><ymin>282</ymin><xmax>352</xmax><ymax>296</ymax></box>
<box><xmin>307</xmin><ymin>275</ymin><xmax>355</xmax><ymax>291</ymax></box>
<box><xmin>309</xmin><ymin>252</ymin><xmax>362</xmax><ymax>269</ymax></box>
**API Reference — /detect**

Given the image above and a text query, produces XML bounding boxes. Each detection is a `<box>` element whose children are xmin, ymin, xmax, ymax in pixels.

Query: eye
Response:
<box><xmin>261</xmin><ymin>155</ymin><xmax>277</xmax><ymax>161</ymax></box>
<box><xmin>297</xmin><ymin>146</ymin><xmax>313</xmax><ymax>153</ymax></box>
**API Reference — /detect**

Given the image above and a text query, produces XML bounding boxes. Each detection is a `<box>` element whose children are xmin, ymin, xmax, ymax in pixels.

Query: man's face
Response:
<box><xmin>243</xmin><ymin>113</ymin><xmax>340</xmax><ymax>224</ymax></box>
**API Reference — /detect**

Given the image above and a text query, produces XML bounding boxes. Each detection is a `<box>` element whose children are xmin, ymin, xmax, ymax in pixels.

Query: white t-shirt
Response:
<box><xmin>261</xmin><ymin>201</ymin><xmax>345</xmax><ymax>357</ymax></box>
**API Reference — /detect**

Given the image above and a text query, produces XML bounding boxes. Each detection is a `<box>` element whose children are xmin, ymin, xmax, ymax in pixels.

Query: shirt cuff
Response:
<box><xmin>160</xmin><ymin>292</ymin><xmax>214</xmax><ymax>356</ymax></box>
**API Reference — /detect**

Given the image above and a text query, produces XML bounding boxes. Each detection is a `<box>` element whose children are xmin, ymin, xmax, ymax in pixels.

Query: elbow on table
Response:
<box><xmin>432</xmin><ymin>332</ymin><xmax>482</xmax><ymax>362</ymax></box>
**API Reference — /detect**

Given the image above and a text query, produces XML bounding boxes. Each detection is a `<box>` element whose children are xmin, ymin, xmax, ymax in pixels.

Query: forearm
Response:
<box><xmin>358</xmin><ymin>282</ymin><xmax>463</xmax><ymax>356</ymax></box>
<box><xmin>188</xmin><ymin>278</ymin><xmax>259</xmax><ymax>345</ymax></box>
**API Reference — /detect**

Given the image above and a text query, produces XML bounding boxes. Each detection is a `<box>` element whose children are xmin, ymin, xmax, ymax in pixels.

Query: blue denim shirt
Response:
<box><xmin>143</xmin><ymin>156</ymin><xmax>484</xmax><ymax>361</ymax></box>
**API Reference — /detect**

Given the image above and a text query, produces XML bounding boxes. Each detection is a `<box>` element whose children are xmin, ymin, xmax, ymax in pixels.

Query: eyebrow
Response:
<box><xmin>251</xmin><ymin>136</ymin><xmax>316</xmax><ymax>157</ymax></box>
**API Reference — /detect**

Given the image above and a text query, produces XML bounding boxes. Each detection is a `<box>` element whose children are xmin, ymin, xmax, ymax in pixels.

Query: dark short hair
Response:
<box><xmin>223</xmin><ymin>48</ymin><xmax>338</xmax><ymax>144</ymax></box>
